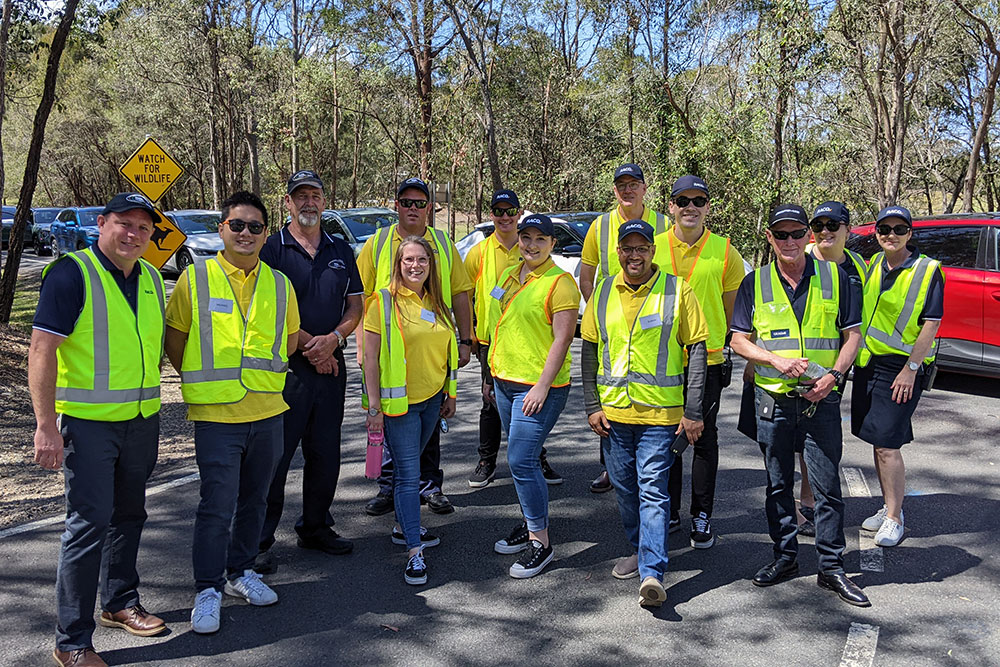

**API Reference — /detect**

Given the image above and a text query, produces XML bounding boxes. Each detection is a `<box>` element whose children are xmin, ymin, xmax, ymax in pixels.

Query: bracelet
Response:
<box><xmin>459</xmin><ymin>339</ymin><xmax>473</xmax><ymax>346</ymax></box>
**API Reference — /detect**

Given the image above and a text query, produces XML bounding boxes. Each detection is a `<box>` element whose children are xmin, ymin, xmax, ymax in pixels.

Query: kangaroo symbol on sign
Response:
<box><xmin>151</xmin><ymin>223</ymin><xmax>173</xmax><ymax>251</ymax></box>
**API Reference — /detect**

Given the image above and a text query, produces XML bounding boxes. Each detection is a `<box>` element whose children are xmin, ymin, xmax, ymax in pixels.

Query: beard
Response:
<box><xmin>297</xmin><ymin>210</ymin><xmax>320</xmax><ymax>227</ymax></box>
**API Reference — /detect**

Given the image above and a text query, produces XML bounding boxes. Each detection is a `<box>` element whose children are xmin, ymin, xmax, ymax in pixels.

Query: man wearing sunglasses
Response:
<box><xmin>652</xmin><ymin>175</ymin><xmax>746</xmax><ymax>550</ymax></box>
<box><xmin>165</xmin><ymin>191</ymin><xmax>300</xmax><ymax>634</ymax></box>
<box><xmin>730</xmin><ymin>204</ymin><xmax>870</xmax><ymax>608</ymax></box>
<box><xmin>254</xmin><ymin>171</ymin><xmax>364</xmax><ymax>575</ymax></box>
<box><xmin>465</xmin><ymin>190</ymin><xmax>561</xmax><ymax>488</ymax></box>
<box><xmin>581</xmin><ymin>163</ymin><xmax>668</xmax><ymax>493</ymax></box>
<box><xmin>356</xmin><ymin>177</ymin><xmax>474</xmax><ymax>516</ymax></box>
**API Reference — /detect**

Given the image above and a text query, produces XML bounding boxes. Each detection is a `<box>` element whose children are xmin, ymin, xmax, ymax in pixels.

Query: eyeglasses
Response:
<box><xmin>673</xmin><ymin>196</ymin><xmax>708</xmax><ymax>208</ymax></box>
<box><xmin>810</xmin><ymin>220</ymin><xmax>846</xmax><ymax>233</ymax></box>
<box><xmin>398</xmin><ymin>198</ymin><xmax>428</xmax><ymax>209</ymax></box>
<box><xmin>876</xmin><ymin>223</ymin><xmax>910</xmax><ymax>237</ymax></box>
<box><xmin>401</xmin><ymin>256</ymin><xmax>430</xmax><ymax>266</ymax></box>
<box><xmin>492</xmin><ymin>206</ymin><xmax>520</xmax><ymax>217</ymax></box>
<box><xmin>615</xmin><ymin>181</ymin><xmax>643</xmax><ymax>192</ymax></box>
<box><xmin>619</xmin><ymin>244</ymin><xmax>652</xmax><ymax>255</ymax></box>
<box><xmin>222</xmin><ymin>219</ymin><xmax>265</xmax><ymax>234</ymax></box>
<box><xmin>771</xmin><ymin>228</ymin><xmax>809</xmax><ymax>240</ymax></box>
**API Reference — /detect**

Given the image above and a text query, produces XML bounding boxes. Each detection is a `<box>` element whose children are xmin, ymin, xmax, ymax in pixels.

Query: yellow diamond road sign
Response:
<box><xmin>143</xmin><ymin>207</ymin><xmax>187</xmax><ymax>270</ymax></box>
<box><xmin>119</xmin><ymin>137</ymin><xmax>185</xmax><ymax>203</ymax></box>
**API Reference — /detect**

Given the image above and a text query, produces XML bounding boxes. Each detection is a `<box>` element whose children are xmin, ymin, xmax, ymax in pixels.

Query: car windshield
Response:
<box><xmin>78</xmin><ymin>209</ymin><xmax>102</xmax><ymax>227</ymax></box>
<box><xmin>171</xmin><ymin>213</ymin><xmax>219</xmax><ymax>234</ymax></box>
<box><xmin>544</xmin><ymin>212</ymin><xmax>597</xmax><ymax>239</ymax></box>
<box><xmin>32</xmin><ymin>209</ymin><xmax>61</xmax><ymax>224</ymax></box>
<box><xmin>339</xmin><ymin>211</ymin><xmax>398</xmax><ymax>241</ymax></box>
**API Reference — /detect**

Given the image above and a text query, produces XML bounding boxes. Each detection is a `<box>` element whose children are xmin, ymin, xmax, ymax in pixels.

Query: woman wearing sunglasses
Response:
<box><xmin>362</xmin><ymin>236</ymin><xmax>458</xmax><ymax>585</ymax></box>
<box><xmin>851</xmin><ymin>206</ymin><xmax>944</xmax><ymax>548</ymax></box>
<box><xmin>486</xmin><ymin>214</ymin><xmax>581</xmax><ymax>578</ymax></box>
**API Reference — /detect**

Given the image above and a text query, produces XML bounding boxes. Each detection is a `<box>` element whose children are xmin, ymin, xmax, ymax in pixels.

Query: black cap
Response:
<box><xmin>101</xmin><ymin>192</ymin><xmax>161</xmax><ymax>225</ymax></box>
<box><xmin>286</xmin><ymin>169</ymin><xmax>324</xmax><ymax>194</ymax></box>
<box><xmin>396</xmin><ymin>177</ymin><xmax>430</xmax><ymax>199</ymax></box>
<box><xmin>518</xmin><ymin>213</ymin><xmax>554</xmax><ymax>236</ymax></box>
<box><xmin>811</xmin><ymin>201</ymin><xmax>850</xmax><ymax>225</ymax></box>
<box><xmin>876</xmin><ymin>205</ymin><xmax>912</xmax><ymax>226</ymax></box>
<box><xmin>671</xmin><ymin>175</ymin><xmax>709</xmax><ymax>198</ymax></box>
<box><xmin>618</xmin><ymin>219</ymin><xmax>655</xmax><ymax>243</ymax></box>
<box><xmin>491</xmin><ymin>189</ymin><xmax>520</xmax><ymax>208</ymax></box>
<box><xmin>768</xmin><ymin>204</ymin><xmax>809</xmax><ymax>228</ymax></box>
<box><xmin>613</xmin><ymin>163</ymin><xmax>645</xmax><ymax>182</ymax></box>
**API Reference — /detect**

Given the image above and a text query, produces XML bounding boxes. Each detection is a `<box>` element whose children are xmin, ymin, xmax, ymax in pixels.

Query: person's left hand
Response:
<box><xmin>802</xmin><ymin>373</ymin><xmax>836</xmax><ymax>402</ymax></box>
<box><xmin>458</xmin><ymin>343</ymin><xmax>471</xmax><ymax>368</ymax></box>
<box><xmin>441</xmin><ymin>396</ymin><xmax>456</xmax><ymax>418</ymax></box>
<box><xmin>891</xmin><ymin>367</ymin><xmax>917</xmax><ymax>404</ymax></box>
<box><xmin>313</xmin><ymin>357</ymin><xmax>338</xmax><ymax>375</ymax></box>
<box><xmin>677</xmin><ymin>417</ymin><xmax>704</xmax><ymax>443</ymax></box>
<box><xmin>522</xmin><ymin>384</ymin><xmax>549</xmax><ymax>416</ymax></box>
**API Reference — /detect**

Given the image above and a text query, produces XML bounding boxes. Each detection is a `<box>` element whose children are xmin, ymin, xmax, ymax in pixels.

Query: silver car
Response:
<box><xmin>161</xmin><ymin>209</ymin><xmax>223</xmax><ymax>273</ymax></box>
<box><xmin>320</xmin><ymin>207</ymin><xmax>398</xmax><ymax>256</ymax></box>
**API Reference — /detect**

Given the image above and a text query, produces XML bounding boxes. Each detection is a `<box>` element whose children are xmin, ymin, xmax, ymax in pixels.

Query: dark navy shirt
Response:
<box><xmin>33</xmin><ymin>245</ymin><xmax>142</xmax><ymax>337</ymax></box>
<box><xmin>731</xmin><ymin>256</ymin><xmax>861</xmax><ymax>335</ymax></box>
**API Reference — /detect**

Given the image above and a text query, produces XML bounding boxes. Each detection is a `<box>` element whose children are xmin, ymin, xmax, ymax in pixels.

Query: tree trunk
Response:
<box><xmin>246</xmin><ymin>113</ymin><xmax>261</xmax><ymax>197</ymax></box>
<box><xmin>0</xmin><ymin>0</ymin><xmax>80</xmax><ymax>321</ymax></box>
<box><xmin>0</xmin><ymin>0</ymin><xmax>13</xmax><ymax>205</ymax></box>
<box><xmin>290</xmin><ymin>0</ymin><xmax>300</xmax><ymax>172</ymax></box>
<box><xmin>961</xmin><ymin>58</ymin><xmax>999</xmax><ymax>212</ymax></box>
<box><xmin>330</xmin><ymin>48</ymin><xmax>341</xmax><ymax>206</ymax></box>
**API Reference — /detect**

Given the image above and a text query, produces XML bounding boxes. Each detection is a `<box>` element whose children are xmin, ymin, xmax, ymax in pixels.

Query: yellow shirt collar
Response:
<box><xmin>613</xmin><ymin>266</ymin><xmax>661</xmax><ymax>295</ymax></box>
<box><xmin>215</xmin><ymin>251</ymin><xmax>260</xmax><ymax>278</ymax></box>
<box><xmin>667</xmin><ymin>226</ymin><xmax>708</xmax><ymax>250</ymax></box>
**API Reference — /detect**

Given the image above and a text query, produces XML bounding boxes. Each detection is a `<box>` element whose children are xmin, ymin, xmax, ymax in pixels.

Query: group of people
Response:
<box><xmin>28</xmin><ymin>164</ymin><xmax>943</xmax><ymax>666</ymax></box>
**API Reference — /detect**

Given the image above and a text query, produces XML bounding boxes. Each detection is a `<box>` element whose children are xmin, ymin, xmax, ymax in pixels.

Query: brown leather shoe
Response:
<box><xmin>98</xmin><ymin>603</ymin><xmax>167</xmax><ymax>636</ymax></box>
<box><xmin>52</xmin><ymin>647</ymin><xmax>107</xmax><ymax>667</ymax></box>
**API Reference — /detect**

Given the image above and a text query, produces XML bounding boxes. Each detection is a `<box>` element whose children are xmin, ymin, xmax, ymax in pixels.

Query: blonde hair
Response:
<box><xmin>389</xmin><ymin>236</ymin><xmax>456</xmax><ymax>330</ymax></box>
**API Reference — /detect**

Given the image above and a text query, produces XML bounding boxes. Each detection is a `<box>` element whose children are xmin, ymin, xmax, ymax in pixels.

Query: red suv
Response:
<box><xmin>847</xmin><ymin>214</ymin><xmax>1000</xmax><ymax>378</ymax></box>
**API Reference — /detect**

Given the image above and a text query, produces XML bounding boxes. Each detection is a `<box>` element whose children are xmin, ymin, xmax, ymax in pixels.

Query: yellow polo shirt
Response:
<box><xmin>495</xmin><ymin>258</ymin><xmax>581</xmax><ymax>320</ymax></box>
<box><xmin>165</xmin><ymin>253</ymin><xmax>300</xmax><ymax>424</ymax></box>
<box><xmin>357</xmin><ymin>225</ymin><xmax>473</xmax><ymax>296</ymax></box>
<box><xmin>465</xmin><ymin>234</ymin><xmax>522</xmax><ymax>343</ymax></box>
<box><xmin>364</xmin><ymin>286</ymin><xmax>453</xmax><ymax>404</ymax></box>
<box><xmin>653</xmin><ymin>227</ymin><xmax>745</xmax><ymax>365</ymax></box>
<box><xmin>581</xmin><ymin>268</ymin><xmax>708</xmax><ymax>425</ymax></box>
<box><xmin>581</xmin><ymin>206</ymin><xmax>665</xmax><ymax>269</ymax></box>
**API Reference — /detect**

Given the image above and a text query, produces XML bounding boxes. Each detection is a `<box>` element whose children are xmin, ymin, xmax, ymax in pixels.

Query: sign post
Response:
<box><xmin>118</xmin><ymin>137</ymin><xmax>187</xmax><ymax>269</ymax></box>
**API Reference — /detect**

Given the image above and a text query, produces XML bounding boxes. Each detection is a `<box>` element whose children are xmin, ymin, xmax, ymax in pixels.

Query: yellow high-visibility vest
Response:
<box><xmin>806</xmin><ymin>243</ymin><xmax>870</xmax><ymax>287</ymax></box>
<box><xmin>473</xmin><ymin>234</ymin><xmax>520</xmax><ymax>343</ymax></box>
<box><xmin>594</xmin><ymin>207</ymin><xmax>667</xmax><ymax>282</ymax></box>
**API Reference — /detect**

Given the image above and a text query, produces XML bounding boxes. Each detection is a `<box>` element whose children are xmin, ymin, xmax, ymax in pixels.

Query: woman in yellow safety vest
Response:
<box><xmin>363</xmin><ymin>236</ymin><xmax>458</xmax><ymax>586</ymax></box>
<box><xmin>486</xmin><ymin>214</ymin><xmax>581</xmax><ymax>579</ymax></box>
<box><xmin>851</xmin><ymin>206</ymin><xmax>944</xmax><ymax>549</ymax></box>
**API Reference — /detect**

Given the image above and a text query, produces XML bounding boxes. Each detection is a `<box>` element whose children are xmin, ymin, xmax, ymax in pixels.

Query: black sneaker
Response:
<box><xmin>798</xmin><ymin>519</ymin><xmax>816</xmax><ymax>537</ymax></box>
<box><xmin>469</xmin><ymin>460</ymin><xmax>497</xmax><ymax>488</ymax></box>
<box><xmin>690</xmin><ymin>512</ymin><xmax>715</xmax><ymax>549</ymax></box>
<box><xmin>391</xmin><ymin>525</ymin><xmax>441</xmax><ymax>548</ymax></box>
<box><xmin>494</xmin><ymin>522</ymin><xmax>530</xmax><ymax>554</ymax></box>
<box><xmin>800</xmin><ymin>506</ymin><xmax>815</xmax><ymax>522</ymax></box>
<box><xmin>253</xmin><ymin>550</ymin><xmax>277</xmax><ymax>575</ymax></box>
<box><xmin>668</xmin><ymin>516</ymin><xmax>681</xmax><ymax>534</ymax></box>
<box><xmin>365</xmin><ymin>491</ymin><xmax>394</xmax><ymax>516</ymax></box>
<box><xmin>404</xmin><ymin>550</ymin><xmax>428</xmax><ymax>585</ymax></box>
<box><xmin>297</xmin><ymin>529</ymin><xmax>354</xmax><ymax>555</ymax></box>
<box><xmin>508</xmin><ymin>540</ymin><xmax>554</xmax><ymax>579</ymax></box>
<box><xmin>541</xmin><ymin>459</ymin><xmax>563</xmax><ymax>485</ymax></box>
<box><xmin>421</xmin><ymin>491</ymin><xmax>454</xmax><ymax>514</ymax></box>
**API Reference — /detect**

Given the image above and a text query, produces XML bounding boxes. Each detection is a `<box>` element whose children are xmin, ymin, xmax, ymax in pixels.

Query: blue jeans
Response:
<box><xmin>494</xmin><ymin>381</ymin><xmax>569</xmax><ymax>532</ymax></box>
<box><xmin>755</xmin><ymin>387</ymin><xmax>846</xmax><ymax>573</ymax></box>
<box><xmin>603</xmin><ymin>422</ymin><xmax>676</xmax><ymax>581</ymax></box>
<box><xmin>384</xmin><ymin>395</ymin><xmax>444</xmax><ymax>550</ymax></box>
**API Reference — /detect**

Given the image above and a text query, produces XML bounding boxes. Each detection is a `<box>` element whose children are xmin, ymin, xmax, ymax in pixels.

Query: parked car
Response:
<box><xmin>319</xmin><ymin>207</ymin><xmax>398</xmax><ymax>256</ymax></box>
<box><xmin>50</xmin><ymin>207</ymin><xmax>102</xmax><ymax>257</ymax></box>
<box><xmin>1</xmin><ymin>205</ymin><xmax>34</xmax><ymax>250</ymax></box>
<box><xmin>30</xmin><ymin>207</ymin><xmax>63</xmax><ymax>256</ymax></box>
<box><xmin>161</xmin><ymin>209</ymin><xmax>222</xmax><ymax>274</ymax></box>
<box><xmin>846</xmin><ymin>213</ymin><xmax>1000</xmax><ymax>378</ymax></box>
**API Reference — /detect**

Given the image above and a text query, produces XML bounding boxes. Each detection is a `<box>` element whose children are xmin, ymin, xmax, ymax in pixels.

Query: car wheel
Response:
<box><xmin>51</xmin><ymin>239</ymin><xmax>60</xmax><ymax>257</ymax></box>
<box><xmin>176</xmin><ymin>249</ymin><xmax>193</xmax><ymax>272</ymax></box>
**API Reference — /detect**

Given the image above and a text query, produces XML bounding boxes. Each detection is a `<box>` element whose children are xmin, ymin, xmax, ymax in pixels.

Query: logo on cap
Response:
<box><xmin>886</xmin><ymin>208</ymin><xmax>905</xmax><ymax>217</ymax></box>
<box><xmin>496</xmin><ymin>193</ymin><xmax>510</xmax><ymax>199</ymax></box>
<box><xmin>291</xmin><ymin>170</ymin><xmax>315</xmax><ymax>181</ymax></box>
<box><xmin>775</xmin><ymin>208</ymin><xmax>797</xmax><ymax>217</ymax></box>
<box><xmin>817</xmin><ymin>206</ymin><xmax>832</xmax><ymax>214</ymax></box>
<box><xmin>624</xmin><ymin>223</ymin><xmax>643</xmax><ymax>231</ymax></box>
<box><xmin>126</xmin><ymin>193</ymin><xmax>153</xmax><ymax>208</ymax></box>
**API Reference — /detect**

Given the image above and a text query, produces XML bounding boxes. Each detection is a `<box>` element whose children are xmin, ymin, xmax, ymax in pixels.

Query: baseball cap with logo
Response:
<box><xmin>671</xmin><ymin>175</ymin><xmax>710</xmax><ymax>198</ymax></box>
<box><xmin>875</xmin><ymin>205</ymin><xmax>912</xmax><ymax>226</ymax></box>
<box><xmin>102</xmin><ymin>192</ymin><xmax>162</xmax><ymax>225</ymax></box>
<box><xmin>613</xmin><ymin>163</ymin><xmax>645</xmax><ymax>183</ymax></box>
<box><xmin>286</xmin><ymin>169</ymin><xmax>324</xmax><ymax>194</ymax></box>
<box><xmin>396</xmin><ymin>177</ymin><xmax>430</xmax><ymax>199</ymax></box>
<box><xmin>618</xmin><ymin>219</ymin><xmax>655</xmax><ymax>243</ymax></box>
<box><xmin>767</xmin><ymin>204</ymin><xmax>809</xmax><ymax>228</ymax></box>
<box><xmin>518</xmin><ymin>213</ymin><xmax>554</xmax><ymax>236</ymax></box>
<box><xmin>491</xmin><ymin>189</ymin><xmax>520</xmax><ymax>208</ymax></box>
<box><xmin>811</xmin><ymin>201</ymin><xmax>850</xmax><ymax>225</ymax></box>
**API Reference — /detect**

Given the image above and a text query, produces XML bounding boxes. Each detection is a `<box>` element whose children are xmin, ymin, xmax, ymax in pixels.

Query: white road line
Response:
<box><xmin>839</xmin><ymin>622</ymin><xmax>880</xmax><ymax>667</ymax></box>
<box><xmin>0</xmin><ymin>470</ymin><xmax>200</xmax><ymax>541</ymax></box>
<box><xmin>843</xmin><ymin>467</ymin><xmax>871</xmax><ymax>498</ymax></box>
<box><xmin>858</xmin><ymin>531</ymin><xmax>884</xmax><ymax>572</ymax></box>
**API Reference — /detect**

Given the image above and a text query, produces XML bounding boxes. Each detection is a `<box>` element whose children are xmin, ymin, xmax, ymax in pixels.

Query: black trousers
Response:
<box><xmin>476</xmin><ymin>344</ymin><xmax>547</xmax><ymax>464</ymax></box>
<box><xmin>260</xmin><ymin>354</ymin><xmax>347</xmax><ymax>551</ymax></box>
<box><xmin>668</xmin><ymin>364</ymin><xmax>723</xmax><ymax>519</ymax></box>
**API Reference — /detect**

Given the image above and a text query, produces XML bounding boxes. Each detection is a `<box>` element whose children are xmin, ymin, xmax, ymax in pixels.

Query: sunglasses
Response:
<box><xmin>876</xmin><ymin>223</ymin><xmax>911</xmax><ymax>237</ymax></box>
<box><xmin>673</xmin><ymin>196</ymin><xmax>708</xmax><ymax>208</ymax></box>
<box><xmin>223</xmin><ymin>218</ymin><xmax>265</xmax><ymax>234</ymax></box>
<box><xmin>492</xmin><ymin>206</ymin><xmax>520</xmax><ymax>217</ymax></box>
<box><xmin>771</xmin><ymin>228</ymin><xmax>809</xmax><ymax>241</ymax></box>
<box><xmin>810</xmin><ymin>220</ymin><xmax>846</xmax><ymax>233</ymax></box>
<box><xmin>398</xmin><ymin>198</ymin><xmax>428</xmax><ymax>209</ymax></box>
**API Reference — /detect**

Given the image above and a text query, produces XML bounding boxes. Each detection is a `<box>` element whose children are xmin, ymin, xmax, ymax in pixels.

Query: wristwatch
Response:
<box><xmin>907</xmin><ymin>361</ymin><xmax>920</xmax><ymax>372</ymax></box>
<box><xmin>332</xmin><ymin>330</ymin><xmax>346</xmax><ymax>348</ymax></box>
<box><xmin>826</xmin><ymin>369</ymin><xmax>844</xmax><ymax>384</ymax></box>
<box><xmin>459</xmin><ymin>339</ymin><xmax>473</xmax><ymax>346</ymax></box>
<box><xmin>367</xmin><ymin>407</ymin><xmax>381</xmax><ymax>416</ymax></box>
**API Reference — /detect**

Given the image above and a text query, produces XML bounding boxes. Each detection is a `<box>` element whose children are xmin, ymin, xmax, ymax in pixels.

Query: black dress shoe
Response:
<box><xmin>752</xmin><ymin>559</ymin><xmax>799</xmax><ymax>587</ymax></box>
<box><xmin>422</xmin><ymin>491</ymin><xmax>455</xmax><ymax>514</ymax></box>
<box><xmin>253</xmin><ymin>550</ymin><xmax>277</xmax><ymax>574</ymax></box>
<box><xmin>590</xmin><ymin>470</ymin><xmax>613</xmax><ymax>493</ymax></box>
<box><xmin>365</xmin><ymin>492</ymin><xmax>394</xmax><ymax>516</ymax></box>
<box><xmin>817</xmin><ymin>571</ymin><xmax>871</xmax><ymax>607</ymax></box>
<box><xmin>297</xmin><ymin>530</ymin><xmax>354</xmax><ymax>555</ymax></box>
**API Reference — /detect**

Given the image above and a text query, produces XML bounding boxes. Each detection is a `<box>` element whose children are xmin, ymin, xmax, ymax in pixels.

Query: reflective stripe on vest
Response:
<box><xmin>179</xmin><ymin>258</ymin><xmax>289</xmax><ymax>403</ymax></box>
<box><xmin>857</xmin><ymin>253</ymin><xmax>940</xmax><ymax>367</ymax></box>
<box><xmin>659</xmin><ymin>229</ymin><xmax>731</xmax><ymax>355</ymax></box>
<box><xmin>845</xmin><ymin>248</ymin><xmax>869</xmax><ymax>286</ymax></box>
<box><xmin>598</xmin><ymin>209</ymin><xmax>667</xmax><ymax>281</ymax></box>
<box><xmin>595</xmin><ymin>271</ymin><xmax>685</xmax><ymax>408</ymax></box>
<box><xmin>373</xmin><ymin>225</ymin><xmax>454</xmax><ymax>308</ymax></box>
<box><xmin>473</xmin><ymin>234</ymin><xmax>518</xmax><ymax>343</ymax></box>
<box><xmin>52</xmin><ymin>249</ymin><xmax>164</xmax><ymax>420</ymax></box>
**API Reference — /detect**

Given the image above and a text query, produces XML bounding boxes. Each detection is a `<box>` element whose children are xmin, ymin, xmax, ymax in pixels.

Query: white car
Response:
<box><xmin>161</xmin><ymin>209</ymin><xmax>223</xmax><ymax>273</ymax></box>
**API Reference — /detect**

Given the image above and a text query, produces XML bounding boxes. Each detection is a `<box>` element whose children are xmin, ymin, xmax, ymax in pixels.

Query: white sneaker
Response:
<box><xmin>862</xmin><ymin>505</ymin><xmax>903</xmax><ymax>532</ymax></box>
<box><xmin>191</xmin><ymin>588</ymin><xmax>221</xmax><ymax>634</ymax></box>
<box><xmin>224</xmin><ymin>569</ymin><xmax>278</xmax><ymax>606</ymax></box>
<box><xmin>874</xmin><ymin>517</ymin><xmax>904</xmax><ymax>547</ymax></box>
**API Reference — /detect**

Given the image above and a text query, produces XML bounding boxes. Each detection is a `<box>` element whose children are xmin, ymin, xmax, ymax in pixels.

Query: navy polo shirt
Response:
<box><xmin>731</xmin><ymin>256</ymin><xmax>861</xmax><ymax>336</ymax></box>
<box><xmin>33</xmin><ymin>245</ymin><xmax>141</xmax><ymax>337</ymax></box>
<box><xmin>260</xmin><ymin>225</ymin><xmax>362</xmax><ymax>361</ymax></box>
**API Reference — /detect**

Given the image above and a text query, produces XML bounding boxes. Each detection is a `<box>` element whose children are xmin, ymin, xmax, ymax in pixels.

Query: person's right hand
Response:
<box><xmin>34</xmin><ymin>422</ymin><xmax>64</xmax><ymax>471</ymax></box>
<box><xmin>772</xmin><ymin>356</ymin><xmax>808</xmax><ymax>378</ymax></box>
<box><xmin>588</xmin><ymin>410</ymin><xmax>610</xmax><ymax>437</ymax></box>
<box><xmin>366</xmin><ymin>412</ymin><xmax>384</xmax><ymax>433</ymax></box>
<box><xmin>482</xmin><ymin>379</ymin><xmax>495</xmax><ymax>405</ymax></box>
<box><xmin>743</xmin><ymin>361</ymin><xmax>755</xmax><ymax>383</ymax></box>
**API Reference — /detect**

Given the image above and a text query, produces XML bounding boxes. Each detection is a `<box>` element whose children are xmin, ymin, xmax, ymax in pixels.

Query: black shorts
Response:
<box><xmin>850</xmin><ymin>362</ymin><xmax>923</xmax><ymax>449</ymax></box>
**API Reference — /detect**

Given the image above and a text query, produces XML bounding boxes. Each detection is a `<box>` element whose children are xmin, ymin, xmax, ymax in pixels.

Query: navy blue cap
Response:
<box><xmin>518</xmin><ymin>213</ymin><xmax>554</xmax><ymax>236</ymax></box>
<box><xmin>396</xmin><ymin>177</ymin><xmax>430</xmax><ymax>199</ymax></box>
<box><xmin>287</xmin><ymin>169</ymin><xmax>324</xmax><ymax>194</ymax></box>
<box><xmin>811</xmin><ymin>201</ymin><xmax>850</xmax><ymax>225</ymax></box>
<box><xmin>768</xmin><ymin>204</ymin><xmax>809</xmax><ymax>228</ymax></box>
<box><xmin>876</xmin><ymin>205</ymin><xmax>912</xmax><ymax>226</ymax></box>
<box><xmin>613</xmin><ymin>163</ymin><xmax>645</xmax><ymax>182</ymax></box>
<box><xmin>618</xmin><ymin>219</ymin><xmax>655</xmax><ymax>243</ymax></box>
<box><xmin>102</xmin><ymin>192</ymin><xmax>162</xmax><ymax>225</ymax></box>
<box><xmin>491</xmin><ymin>189</ymin><xmax>520</xmax><ymax>208</ymax></box>
<box><xmin>671</xmin><ymin>175</ymin><xmax>709</xmax><ymax>198</ymax></box>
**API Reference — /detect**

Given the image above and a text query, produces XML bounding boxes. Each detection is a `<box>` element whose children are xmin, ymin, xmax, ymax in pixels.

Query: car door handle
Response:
<box><xmin>992</xmin><ymin>291</ymin><xmax>1000</xmax><ymax>302</ymax></box>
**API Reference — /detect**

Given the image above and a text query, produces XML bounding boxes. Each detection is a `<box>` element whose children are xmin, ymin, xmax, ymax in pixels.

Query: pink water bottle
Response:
<box><xmin>365</xmin><ymin>426</ymin><xmax>384</xmax><ymax>480</ymax></box>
